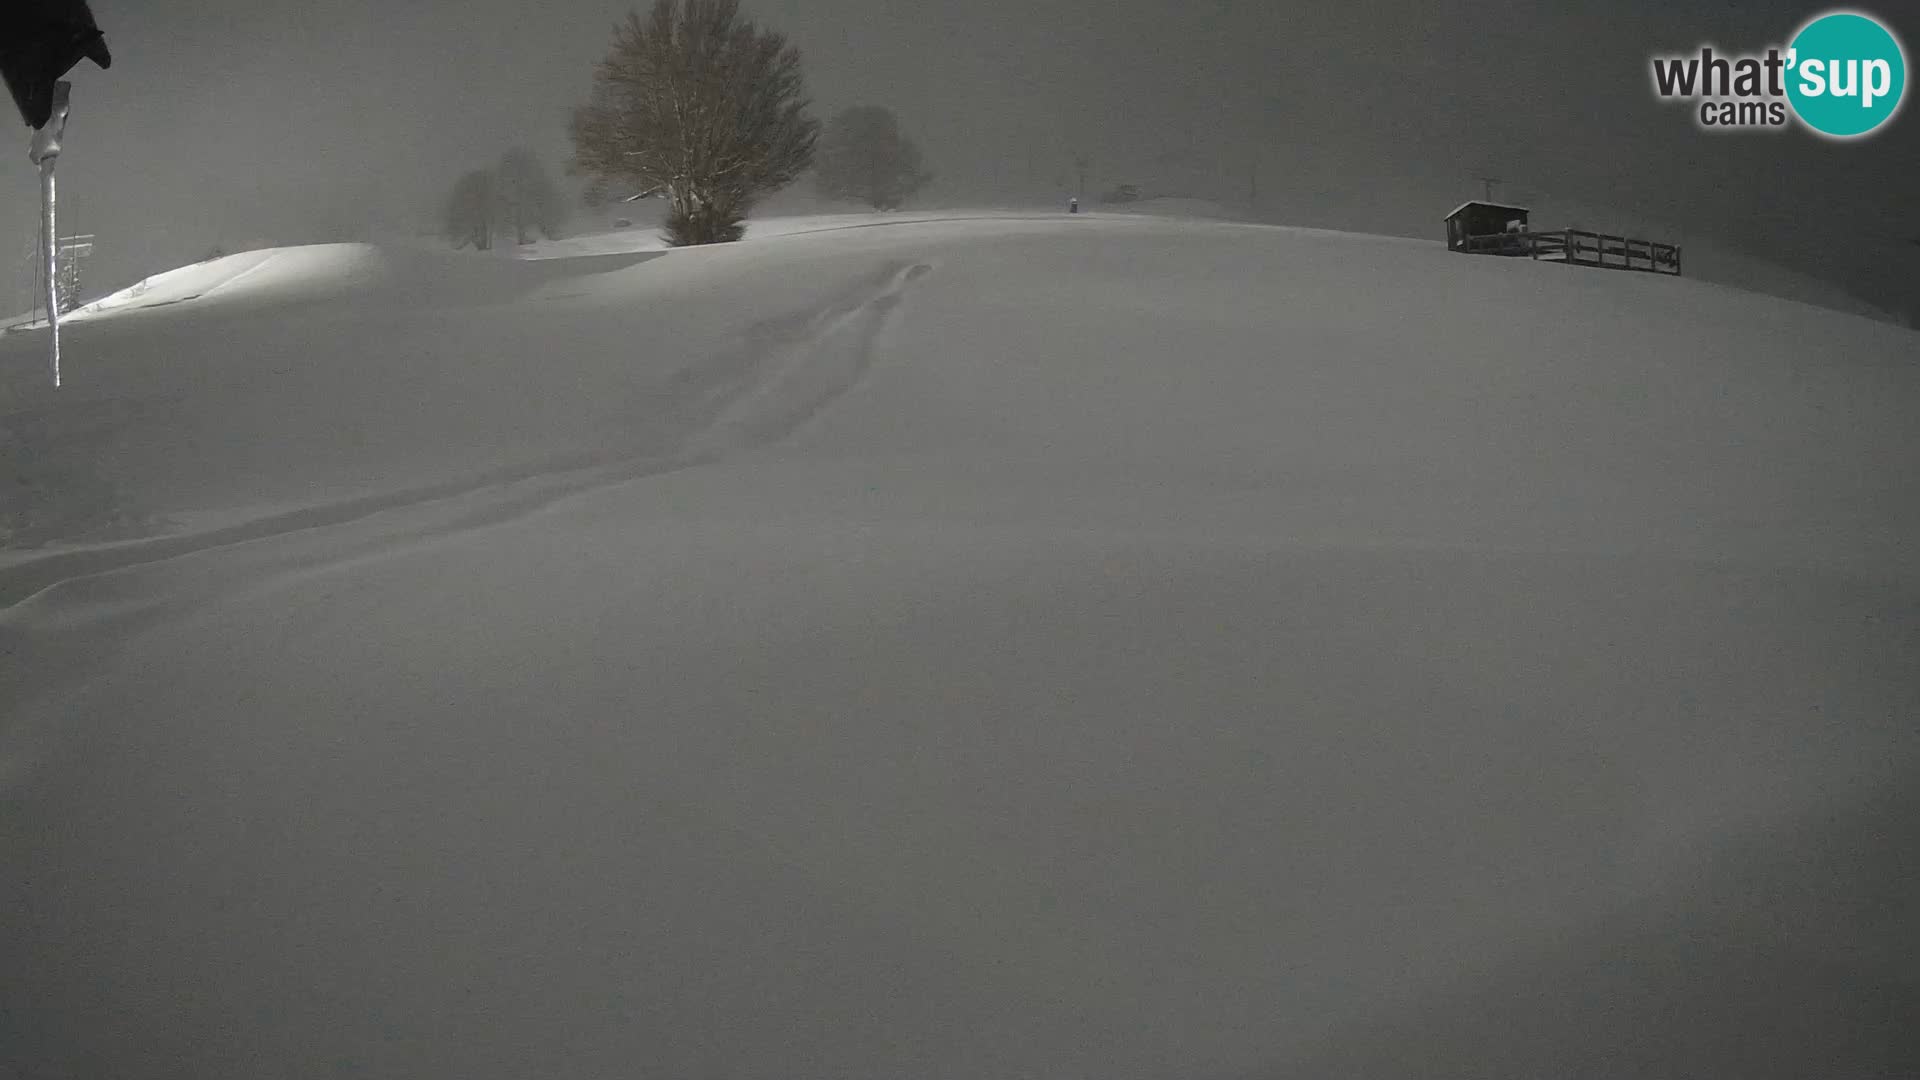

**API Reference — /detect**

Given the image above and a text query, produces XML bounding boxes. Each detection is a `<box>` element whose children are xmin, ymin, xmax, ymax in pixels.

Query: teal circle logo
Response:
<box><xmin>1787</xmin><ymin>12</ymin><xmax>1907</xmax><ymax>138</ymax></box>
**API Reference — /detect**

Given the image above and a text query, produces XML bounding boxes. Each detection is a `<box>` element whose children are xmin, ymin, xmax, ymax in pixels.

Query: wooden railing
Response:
<box><xmin>1461</xmin><ymin>229</ymin><xmax>1682</xmax><ymax>276</ymax></box>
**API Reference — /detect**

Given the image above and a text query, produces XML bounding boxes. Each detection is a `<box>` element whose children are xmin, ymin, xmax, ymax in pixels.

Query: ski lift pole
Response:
<box><xmin>29</xmin><ymin>80</ymin><xmax>73</xmax><ymax>388</ymax></box>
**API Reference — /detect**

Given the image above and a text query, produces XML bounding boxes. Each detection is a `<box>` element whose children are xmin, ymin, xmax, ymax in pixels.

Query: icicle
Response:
<box><xmin>27</xmin><ymin>81</ymin><xmax>72</xmax><ymax>387</ymax></box>
<box><xmin>41</xmin><ymin>157</ymin><xmax>60</xmax><ymax>387</ymax></box>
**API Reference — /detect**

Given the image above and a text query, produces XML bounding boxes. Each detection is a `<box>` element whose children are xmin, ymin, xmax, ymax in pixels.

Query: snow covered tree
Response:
<box><xmin>814</xmin><ymin>106</ymin><xmax>932</xmax><ymax>211</ymax></box>
<box><xmin>494</xmin><ymin>147</ymin><xmax>565</xmax><ymax>245</ymax></box>
<box><xmin>445</xmin><ymin>169</ymin><xmax>495</xmax><ymax>251</ymax></box>
<box><xmin>570</xmin><ymin>0</ymin><xmax>819</xmax><ymax>247</ymax></box>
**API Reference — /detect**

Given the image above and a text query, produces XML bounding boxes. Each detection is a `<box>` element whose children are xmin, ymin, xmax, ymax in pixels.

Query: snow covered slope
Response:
<box><xmin>68</xmin><ymin>243</ymin><xmax>388</xmax><ymax>320</ymax></box>
<box><xmin>2</xmin><ymin>214</ymin><xmax>1917</xmax><ymax>1080</ymax></box>
<box><xmin>515</xmin><ymin>208</ymin><xmax>1076</xmax><ymax>260</ymax></box>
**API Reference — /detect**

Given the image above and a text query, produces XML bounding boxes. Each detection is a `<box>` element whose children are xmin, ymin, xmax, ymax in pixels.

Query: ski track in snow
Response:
<box><xmin>0</xmin><ymin>257</ymin><xmax>932</xmax><ymax>795</ymax></box>
<box><xmin>0</xmin><ymin>259</ymin><xmax>934</xmax><ymax>617</ymax></box>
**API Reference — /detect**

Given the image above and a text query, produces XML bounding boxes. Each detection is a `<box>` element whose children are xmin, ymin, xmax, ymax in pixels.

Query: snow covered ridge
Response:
<box><xmin>8</xmin><ymin>205</ymin><xmax>1897</xmax><ymax>325</ymax></box>
<box><xmin>0</xmin><ymin>211</ymin><xmax>1915</xmax><ymax>559</ymax></box>
<box><xmin>512</xmin><ymin>208</ymin><xmax>1120</xmax><ymax>259</ymax></box>
<box><xmin>2</xmin><ymin>244</ymin><xmax>384</xmax><ymax>328</ymax></box>
<box><xmin>69</xmin><ymin>243</ymin><xmax>386</xmax><ymax>320</ymax></box>
<box><xmin>7</xmin><ymin>241</ymin><xmax>671</xmax><ymax>327</ymax></box>
<box><xmin>2</xmin><ymin>212</ymin><xmax>1055</xmax><ymax>325</ymax></box>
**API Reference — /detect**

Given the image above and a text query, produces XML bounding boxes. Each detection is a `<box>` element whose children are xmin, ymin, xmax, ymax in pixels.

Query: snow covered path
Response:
<box><xmin>3</xmin><ymin>216</ymin><xmax>1918</xmax><ymax>1078</ymax></box>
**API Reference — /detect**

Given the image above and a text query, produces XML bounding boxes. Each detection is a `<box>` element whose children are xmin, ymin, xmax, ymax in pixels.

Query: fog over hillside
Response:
<box><xmin>5</xmin><ymin>0</ymin><xmax>1915</xmax><ymax>317</ymax></box>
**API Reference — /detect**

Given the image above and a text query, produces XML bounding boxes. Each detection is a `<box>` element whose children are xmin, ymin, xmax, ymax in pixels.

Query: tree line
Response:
<box><xmin>444</xmin><ymin>147</ymin><xmax>566</xmax><ymax>251</ymax></box>
<box><xmin>448</xmin><ymin>0</ymin><xmax>933</xmax><ymax>250</ymax></box>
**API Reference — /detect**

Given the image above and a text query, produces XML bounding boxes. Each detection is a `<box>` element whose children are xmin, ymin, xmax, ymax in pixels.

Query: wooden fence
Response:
<box><xmin>1461</xmin><ymin>229</ymin><xmax>1682</xmax><ymax>276</ymax></box>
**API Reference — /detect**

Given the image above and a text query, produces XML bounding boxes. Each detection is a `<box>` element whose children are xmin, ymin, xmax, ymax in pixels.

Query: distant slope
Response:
<box><xmin>3</xmin><ymin>213</ymin><xmax>1914</xmax><ymax>557</ymax></box>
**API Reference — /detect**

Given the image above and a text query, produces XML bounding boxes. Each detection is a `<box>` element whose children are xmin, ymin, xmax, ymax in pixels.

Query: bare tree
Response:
<box><xmin>495</xmin><ymin>147</ymin><xmax>565</xmax><ymax>245</ymax></box>
<box><xmin>444</xmin><ymin>169</ymin><xmax>495</xmax><ymax>250</ymax></box>
<box><xmin>570</xmin><ymin>0</ymin><xmax>818</xmax><ymax>246</ymax></box>
<box><xmin>815</xmin><ymin>106</ymin><xmax>932</xmax><ymax>211</ymax></box>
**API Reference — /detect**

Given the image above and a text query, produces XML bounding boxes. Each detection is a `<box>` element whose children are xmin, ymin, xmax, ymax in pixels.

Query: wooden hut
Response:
<box><xmin>1444</xmin><ymin>201</ymin><xmax>1531</xmax><ymax>252</ymax></box>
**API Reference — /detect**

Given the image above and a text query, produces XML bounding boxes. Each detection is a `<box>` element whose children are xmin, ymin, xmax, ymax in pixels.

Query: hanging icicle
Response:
<box><xmin>6</xmin><ymin>0</ymin><xmax>111</xmax><ymax>388</ymax></box>
<box><xmin>29</xmin><ymin>82</ymin><xmax>68</xmax><ymax>387</ymax></box>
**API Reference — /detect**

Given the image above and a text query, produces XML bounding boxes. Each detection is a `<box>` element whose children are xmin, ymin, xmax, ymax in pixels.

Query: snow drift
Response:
<box><xmin>2</xmin><ymin>213</ymin><xmax>1917</xmax><ymax>1080</ymax></box>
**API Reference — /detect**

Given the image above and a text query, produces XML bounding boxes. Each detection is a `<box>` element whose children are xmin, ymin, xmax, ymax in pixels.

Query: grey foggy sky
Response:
<box><xmin>5</xmin><ymin>0</ymin><xmax>1917</xmax><ymax>308</ymax></box>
